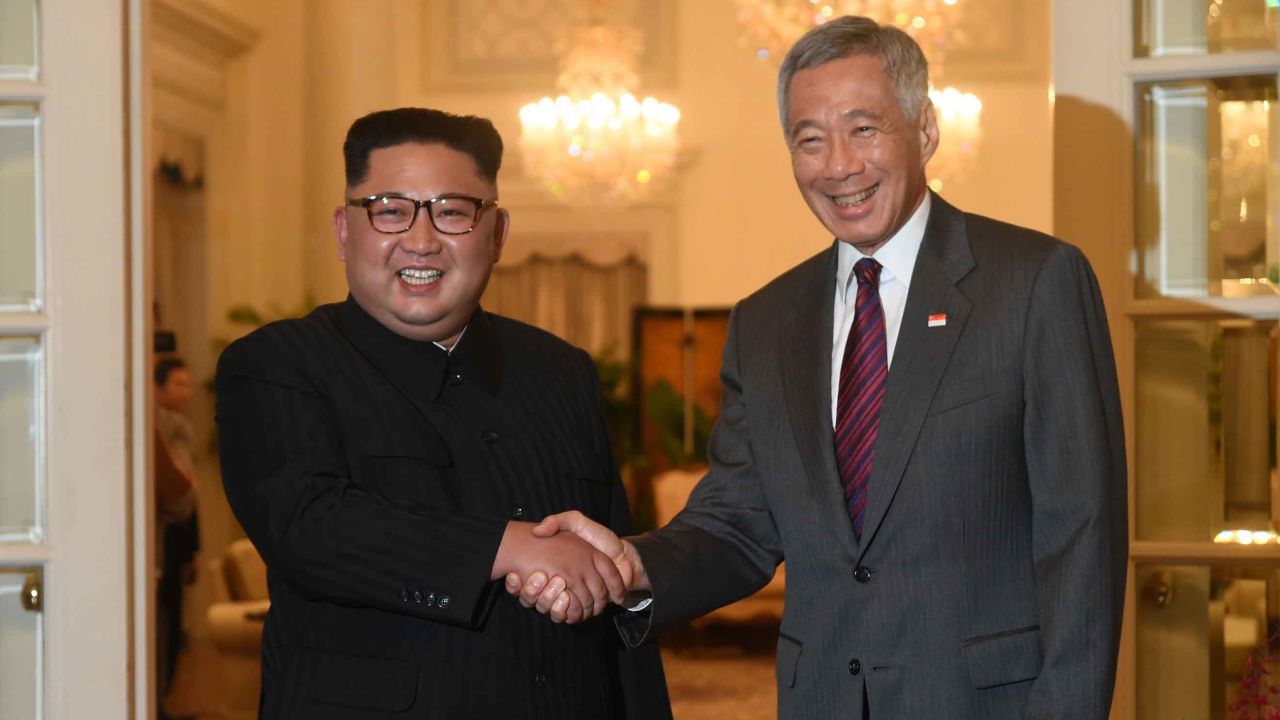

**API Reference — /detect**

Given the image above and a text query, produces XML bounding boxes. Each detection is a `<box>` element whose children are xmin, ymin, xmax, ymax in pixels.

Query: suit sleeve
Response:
<box><xmin>618</xmin><ymin>306</ymin><xmax>783</xmax><ymax>646</ymax></box>
<box><xmin>574</xmin><ymin>350</ymin><xmax>674</xmax><ymax>720</ymax></box>
<box><xmin>1022</xmin><ymin>244</ymin><xmax>1128</xmax><ymax>719</ymax></box>
<box><xmin>215</xmin><ymin>331</ymin><xmax>507</xmax><ymax>628</ymax></box>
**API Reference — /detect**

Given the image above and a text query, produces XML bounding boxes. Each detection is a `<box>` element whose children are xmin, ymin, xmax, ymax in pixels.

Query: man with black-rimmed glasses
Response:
<box><xmin>215</xmin><ymin>107</ymin><xmax>670</xmax><ymax>719</ymax></box>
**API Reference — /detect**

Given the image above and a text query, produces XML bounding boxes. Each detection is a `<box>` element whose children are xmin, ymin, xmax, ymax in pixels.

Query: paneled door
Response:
<box><xmin>1055</xmin><ymin>0</ymin><xmax>1280</xmax><ymax>718</ymax></box>
<box><xmin>0</xmin><ymin>0</ymin><xmax>133</xmax><ymax>718</ymax></box>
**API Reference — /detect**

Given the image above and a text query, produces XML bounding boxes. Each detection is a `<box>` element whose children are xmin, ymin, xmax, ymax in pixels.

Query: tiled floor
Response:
<box><xmin>661</xmin><ymin>649</ymin><xmax>776</xmax><ymax>720</ymax></box>
<box><xmin>659</xmin><ymin>620</ymin><xmax>780</xmax><ymax>720</ymax></box>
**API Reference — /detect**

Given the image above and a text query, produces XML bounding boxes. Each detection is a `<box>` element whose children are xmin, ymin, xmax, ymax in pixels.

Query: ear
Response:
<box><xmin>919</xmin><ymin>101</ymin><xmax>940</xmax><ymax>168</ymax></box>
<box><xmin>333</xmin><ymin>205</ymin><xmax>349</xmax><ymax>262</ymax></box>
<box><xmin>490</xmin><ymin>207</ymin><xmax>510</xmax><ymax>264</ymax></box>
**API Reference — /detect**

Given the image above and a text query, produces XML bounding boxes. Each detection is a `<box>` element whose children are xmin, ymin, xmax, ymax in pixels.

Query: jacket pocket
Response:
<box><xmin>776</xmin><ymin>632</ymin><xmax>803</xmax><ymax>688</ymax></box>
<box><xmin>300</xmin><ymin>648</ymin><xmax>419</xmax><ymax>711</ymax></box>
<box><xmin>927</xmin><ymin>382</ymin><xmax>995</xmax><ymax>417</ymax></box>
<box><xmin>961</xmin><ymin>624</ymin><xmax>1043</xmax><ymax>689</ymax></box>
<box><xmin>362</xmin><ymin>435</ymin><xmax>456</xmax><ymax>508</ymax></box>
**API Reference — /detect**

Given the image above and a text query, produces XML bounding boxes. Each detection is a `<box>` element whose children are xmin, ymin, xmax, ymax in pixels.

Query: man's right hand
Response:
<box><xmin>490</xmin><ymin>521</ymin><xmax>625</xmax><ymax>623</ymax></box>
<box><xmin>503</xmin><ymin>511</ymin><xmax>648</xmax><ymax>623</ymax></box>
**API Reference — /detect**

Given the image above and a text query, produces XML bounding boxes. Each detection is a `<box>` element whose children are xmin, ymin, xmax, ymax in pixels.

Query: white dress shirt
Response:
<box><xmin>830</xmin><ymin>193</ymin><xmax>931</xmax><ymax>425</ymax></box>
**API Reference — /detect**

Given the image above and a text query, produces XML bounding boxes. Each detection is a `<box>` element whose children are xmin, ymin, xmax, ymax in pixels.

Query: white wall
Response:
<box><xmin>224</xmin><ymin>0</ymin><xmax>1057</xmax><ymax>310</ymax></box>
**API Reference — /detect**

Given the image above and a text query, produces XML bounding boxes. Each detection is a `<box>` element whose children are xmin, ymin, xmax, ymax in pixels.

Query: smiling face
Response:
<box><xmin>334</xmin><ymin>142</ymin><xmax>508</xmax><ymax>345</ymax></box>
<box><xmin>785</xmin><ymin>53</ymin><xmax>938</xmax><ymax>255</ymax></box>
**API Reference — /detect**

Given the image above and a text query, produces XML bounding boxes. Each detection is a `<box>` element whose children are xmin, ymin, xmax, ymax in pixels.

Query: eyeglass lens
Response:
<box><xmin>366</xmin><ymin>196</ymin><xmax>482</xmax><ymax>234</ymax></box>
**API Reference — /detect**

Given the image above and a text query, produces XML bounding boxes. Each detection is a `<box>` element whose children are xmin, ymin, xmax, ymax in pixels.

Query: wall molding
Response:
<box><xmin>150</xmin><ymin>0</ymin><xmax>258</xmax><ymax>110</ymax></box>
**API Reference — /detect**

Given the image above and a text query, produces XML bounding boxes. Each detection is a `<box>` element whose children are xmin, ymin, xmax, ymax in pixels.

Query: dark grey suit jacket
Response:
<box><xmin>620</xmin><ymin>194</ymin><xmax>1127</xmax><ymax>719</ymax></box>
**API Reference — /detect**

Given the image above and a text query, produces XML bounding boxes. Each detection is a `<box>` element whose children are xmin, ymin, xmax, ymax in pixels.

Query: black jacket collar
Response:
<box><xmin>333</xmin><ymin>295</ymin><xmax>503</xmax><ymax>400</ymax></box>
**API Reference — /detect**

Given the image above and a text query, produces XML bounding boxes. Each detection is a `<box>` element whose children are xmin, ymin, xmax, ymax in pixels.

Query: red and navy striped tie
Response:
<box><xmin>835</xmin><ymin>258</ymin><xmax>887</xmax><ymax>540</ymax></box>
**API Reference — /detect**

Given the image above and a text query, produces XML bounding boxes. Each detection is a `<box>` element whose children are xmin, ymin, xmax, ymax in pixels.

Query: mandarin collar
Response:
<box><xmin>333</xmin><ymin>295</ymin><xmax>502</xmax><ymax>400</ymax></box>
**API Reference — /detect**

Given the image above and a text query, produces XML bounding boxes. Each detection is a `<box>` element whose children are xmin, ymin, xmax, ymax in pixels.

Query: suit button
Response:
<box><xmin>438</xmin><ymin>595</ymin><xmax>451</xmax><ymax>609</ymax></box>
<box><xmin>448</xmin><ymin>371</ymin><xmax>464</xmax><ymax>386</ymax></box>
<box><xmin>399</xmin><ymin>588</ymin><xmax>409</xmax><ymax>603</ymax></box>
<box><xmin>507</xmin><ymin>504</ymin><xmax>526</xmax><ymax>520</ymax></box>
<box><xmin>412</xmin><ymin>589</ymin><xmax>423</xmax><ymax>604</ymax></box>
<box><xmin>853</xmin><ymin>566</ymin><xmax>872</xmax><ymax>583</ymax></box>
<box><xmin>533</xmin><ymin>673</ymin><xmax>547</xmax><ymax>688</ymax></box>
<box><xmin>849</xmin><ymin>658</ymin><xmax>862</xmax><ymax>676</ymax></box>
<box><xmin>425</xmin><ymin>592</ymin><xmax>437</xmax><ymax>607</ymax></box>
<box><xmin>482</xmin><ymin>430</ymin><xmax>500</xmax><ymax>444</ymax></box>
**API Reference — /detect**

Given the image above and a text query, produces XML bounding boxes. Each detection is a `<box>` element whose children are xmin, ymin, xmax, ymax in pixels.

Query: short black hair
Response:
<box><xmin>342</xmin><ymin>107</ymin><xmax>504</xmax><ymax>186</ymax></box>
<box><xmin>154</xmin><ymin>356</ymin><xmax>187</xmax><ymax>387</ymax></box>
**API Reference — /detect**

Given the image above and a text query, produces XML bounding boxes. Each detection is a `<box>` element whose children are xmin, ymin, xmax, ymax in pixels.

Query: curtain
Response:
<box><xmin>483</xmin><ymin>252</ymin><xmax>647</xmax><ymax>358</ymax></box>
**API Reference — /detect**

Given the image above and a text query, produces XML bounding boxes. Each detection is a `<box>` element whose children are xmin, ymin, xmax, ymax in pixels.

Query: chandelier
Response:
<box><xmin>518</xmin><ymin>19</ymin><xmax>681</xmax><ymax>205</ymax></box>
<box><xmin>734</xmin><ymin>0</ymin><xmax>981</xmax><ymax>191</ymax></box>
<box><xmin>926</xmin><ymin>85</ymin><xmax>981</xmax><ymax>192</ymax></box>
<box><xmin>734</xmin><ymin>0</ymin><xmax>962</xmax><ymax>68</ymax></box>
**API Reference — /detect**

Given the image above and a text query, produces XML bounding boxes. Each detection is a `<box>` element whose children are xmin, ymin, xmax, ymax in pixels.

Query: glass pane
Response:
<box><xmin>0</xmin><ymin>103</ymin><xmax>40</xmax><ymax>310</ymax></box>
<box><xmin>1136</xmin><ymin>0</ymin><xmax>1279</xmax><ymax>57</ymax></box>
<box><xmin>1135</xmin><ymin>319</ymin><xmax>1279</xmax><ymax>542</ymax></box>
<box><xmin>0</xmin><ymin>337</ymin><xmax>41</xmax><ymax>543</ymax></box>
<box><xmin>0</xmin><ymin>568</ymin><xmax>40</xmax><ymax>719</ymax></box>
<box><xmin>1136</xmin><ymin>75</ymin><xmax>1279</xmax><ymax>298</ymax></box>
<box><xmin>0</xmin><ymin>0</ymin><xmax>38</xmax><ymax>79</ymax></box>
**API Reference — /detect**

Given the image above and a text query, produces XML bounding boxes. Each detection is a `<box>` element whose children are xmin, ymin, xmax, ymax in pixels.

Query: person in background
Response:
<box><xmin>154</xmin><ymin>356</ymin><xmax>200</xmax><ymax>720</ymax></box>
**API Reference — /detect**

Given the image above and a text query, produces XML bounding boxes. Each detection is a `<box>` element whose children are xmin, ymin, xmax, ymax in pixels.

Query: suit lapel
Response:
<box><xmin>857</xmin><ymin>195</ymin><xmax>975</xmax><ymax>558</ymax></box>
<box><xmin>780</xmin><ymin>246</ymin><xmax>860</xmax><ymax>553</ymax></box>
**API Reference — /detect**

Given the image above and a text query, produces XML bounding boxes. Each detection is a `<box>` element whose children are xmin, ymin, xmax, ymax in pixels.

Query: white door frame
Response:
<box><xmin>0</xmin><ymin>0</ymin><xmax>138</xmax><ymax>717</ymax></box>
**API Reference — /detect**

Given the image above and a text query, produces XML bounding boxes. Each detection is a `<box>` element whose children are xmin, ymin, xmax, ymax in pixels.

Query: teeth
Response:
<box><xmin>398</xmin><ymin>268</ymin><xmax>442</xmax><ymax>285</ymax></box>
<box><xmin>833</xmin><ymin>184</ymin><xmax>879</xmax><ymax>207</ymax></box>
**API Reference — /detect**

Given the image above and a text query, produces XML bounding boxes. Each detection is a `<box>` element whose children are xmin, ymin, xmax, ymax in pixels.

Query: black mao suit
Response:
<box><xmin>216</xmin><ymin>297</ymin><xmax>670</xmax><ymax>719</ymax></box>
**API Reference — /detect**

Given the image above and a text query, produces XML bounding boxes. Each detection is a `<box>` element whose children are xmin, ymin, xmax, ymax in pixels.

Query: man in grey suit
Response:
<box><xmin>509</xmin><ymin>16</ymin><xmax>1128</xmax><ymax>719</ymax></box>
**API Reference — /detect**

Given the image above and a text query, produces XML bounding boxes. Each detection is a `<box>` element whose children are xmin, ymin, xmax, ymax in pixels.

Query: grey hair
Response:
<box><xmin>776</xmin><ymin>16</ymin><xmax>930</xmax><ymax>137</ymax></box>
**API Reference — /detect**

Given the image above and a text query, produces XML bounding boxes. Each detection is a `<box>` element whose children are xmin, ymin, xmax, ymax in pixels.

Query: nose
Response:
<box><xmin>398</xmin><ymin>210</ymin><xmax>443</xmax><ymax>255</ymax></box>
<box><xmin>823</xmin><ymin>136</ymin><xmax>865</xmax><ymax>181</ymax></box>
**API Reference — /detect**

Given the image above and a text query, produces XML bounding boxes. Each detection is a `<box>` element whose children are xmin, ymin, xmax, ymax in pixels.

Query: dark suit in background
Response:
<box><xmin>216</xmin><ymin>298</ymin><xmax>670</xmax><ymax>719</ymax></box>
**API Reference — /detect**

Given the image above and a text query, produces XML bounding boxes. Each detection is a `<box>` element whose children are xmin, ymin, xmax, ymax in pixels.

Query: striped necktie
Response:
<box><xmin>835</xmin><ymin>258</ymin><xmax>887</xmax><ymax>540</ymax></box>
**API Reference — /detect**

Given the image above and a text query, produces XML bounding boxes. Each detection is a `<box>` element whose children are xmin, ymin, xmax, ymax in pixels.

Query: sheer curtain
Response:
<box><xmin>484</xmin><ymin>253</ymin><xmax>646</xmax><ymax>357</ymax></box>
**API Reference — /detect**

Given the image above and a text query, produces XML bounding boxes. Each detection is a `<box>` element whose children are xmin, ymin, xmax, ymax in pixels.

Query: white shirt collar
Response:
<box><xmin>434</xmin><ymin>325</ymin><xmax>467</xmax><ymax>355</ymax></box>
<box><xmin>835</xmin><ymin>192</ymin><xmax>932</xmax><ymax>302</ymax></box>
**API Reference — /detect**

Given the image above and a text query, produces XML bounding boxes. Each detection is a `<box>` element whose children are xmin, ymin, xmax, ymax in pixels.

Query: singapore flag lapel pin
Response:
<box><xmin>927</xmin><ymin>313</ymin><xmax>947</xmax><ymax>328</ymax></box>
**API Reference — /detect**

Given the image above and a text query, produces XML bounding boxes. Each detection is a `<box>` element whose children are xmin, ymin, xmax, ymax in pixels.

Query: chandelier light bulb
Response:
<box><xmin>518</xmin><ymin>22</ymin><xmax>682</xmax><ymax>204</ymax></box>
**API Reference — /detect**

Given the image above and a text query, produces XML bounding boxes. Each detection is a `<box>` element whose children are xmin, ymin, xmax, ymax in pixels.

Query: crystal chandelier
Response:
<box><xmin>925</xmin><ymin>85</ymin><xmax>981</xmax><ymax>192</ymax></box>
<box><xmin>734</xmin><ymin>0</ymin><xmax>962</xmax><ymax>68</ymax></box>
<box><xmin>518</xmin><ymin>19</ymin><xmax>681</xmax><ymax>205</ymax></box>
<box><xmin>734</xmin><ymin>0</ymin><xmax>981</xmax><ymax>191</ymax></box>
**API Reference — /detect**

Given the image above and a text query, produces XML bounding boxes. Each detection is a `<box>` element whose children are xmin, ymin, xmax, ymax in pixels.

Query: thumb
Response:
<box><xmin>531</xmin><ymin>510</ymin><xmax>586</xmax><ymax>538</ymax></box>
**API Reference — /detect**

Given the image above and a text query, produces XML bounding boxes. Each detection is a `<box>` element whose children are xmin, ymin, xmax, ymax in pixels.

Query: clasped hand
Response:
<box><xmin>500</xmin><ymin>511</ymin><xmax>648</xmax><ymax>624</ymax></box>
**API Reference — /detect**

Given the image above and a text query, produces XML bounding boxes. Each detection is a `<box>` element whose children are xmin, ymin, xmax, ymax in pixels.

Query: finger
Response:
<box><xmin>550</xmin><ymin>592</ymin><xmax>571</xmax><ymax>624</ymax></box>
<box><xmin>565</xmin><ymin>514</ymin><xmax>622</xmax><ymax>558</ymax></box>
<box><xmin>583</xmin><ymin>561</ymin><xmax>610</xmax><ymax>617</ymax></box>
<box><xmin>519</xmin><ymin>571</ymin><xmax>548</xmax><ymax>608</ymax></box>
<box><xmin>535</xmin><ymin>576</ymin><xmax>567</xmax><ymax>615</ymax></box>
<box><xmin>532</xmin><ymin>510</ymin><xmax>587</xmax><ymax>537</ymax></box>
<box><xmin>504</xmin><ymin>572</ymin><xmax>522</xmax><ymax>595</ymax></box>
<box><xmin>569</xmin><ymin>576</ymin><xmax>596</xmax><ymax>620</ymax></box>
<box><xmin>593</xmin><ymin>552</ymin><xmax>626</xmax><ymax>604</ymax></box>
<box><xmin>565</xmin><ymin>592</ymin><xmax>585</xmax><ymax>624</ymax></box>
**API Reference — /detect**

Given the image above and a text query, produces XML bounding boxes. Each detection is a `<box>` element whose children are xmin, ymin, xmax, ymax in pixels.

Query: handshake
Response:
<box><xmin>491</xmin><ymin>511</ymin><xmax>648</xmax><ymax>624</ymax></box>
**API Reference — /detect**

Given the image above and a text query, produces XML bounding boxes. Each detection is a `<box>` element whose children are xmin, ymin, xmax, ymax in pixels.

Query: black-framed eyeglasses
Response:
<box><xmin>345</xmin><ymin>193</ymin><xmax>499</xmax><ymax>235</ymax></box>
